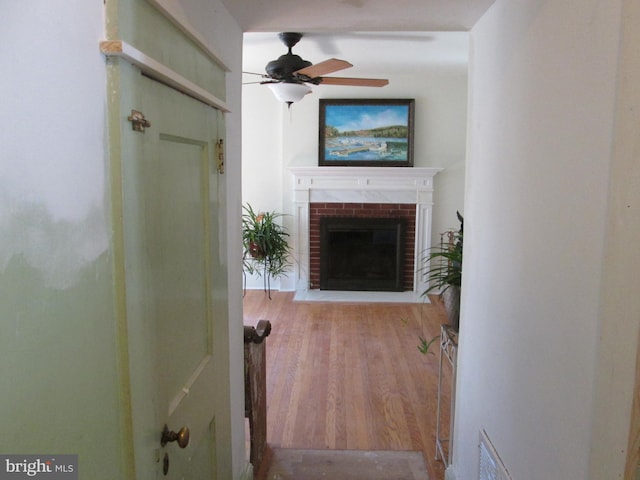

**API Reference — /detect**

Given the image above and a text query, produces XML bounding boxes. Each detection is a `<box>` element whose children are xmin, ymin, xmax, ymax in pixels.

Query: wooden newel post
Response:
<box><xmin>244</xmin><ymin>320</ymin><xmax>272</xmax><ymax>474</ymax></box>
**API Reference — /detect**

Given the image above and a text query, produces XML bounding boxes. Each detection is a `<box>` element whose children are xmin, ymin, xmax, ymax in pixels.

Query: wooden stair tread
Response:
<box><xmin>265</xmin><ymin>447</ymin><xmax>429</xmax><ymax>480</ymax></box>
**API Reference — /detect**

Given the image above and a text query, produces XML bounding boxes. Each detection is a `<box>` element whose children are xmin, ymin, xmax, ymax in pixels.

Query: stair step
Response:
<box><xmin>264</xmin><ymin>447</ymin><xmax>430</xmax><ymax>480</ymax></box>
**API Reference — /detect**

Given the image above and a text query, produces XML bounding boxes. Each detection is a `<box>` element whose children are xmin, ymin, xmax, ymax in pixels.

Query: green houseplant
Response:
<box><xmin>242</xmin><ymin>204</ymin><xmax>292</xmax><ymax>296</ymax></box>
<box><xmin>422</xmin><ymin>211</ymin><xmax>463</xmax><ymax>331</ymax></box>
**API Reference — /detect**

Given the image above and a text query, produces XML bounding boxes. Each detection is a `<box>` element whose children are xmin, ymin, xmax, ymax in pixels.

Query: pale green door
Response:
<box><xmin>117</xmin><ymin>61</ymin><xmax>222</xmax><ymax>479</ymax></box>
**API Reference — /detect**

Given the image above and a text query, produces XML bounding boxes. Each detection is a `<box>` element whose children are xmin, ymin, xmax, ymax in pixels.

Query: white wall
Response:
<box><xmin>242</xmin><ymin>63</ymin><xmax>469</xmax><ymax>290</ymax></box>
<box><xmin>453</xmin><ymin>0</ymin><xmax>634</xmax><ymax>479</ymax></box>
<box><xmin>1</xmin><ymin>0</ymin><xmax>109</xmax><ymax>287</ymax></box>
<box><xmin>241</xmin><ymin>82</ymin><xmax>286</xmax><ymax>290</ymax></box>
<box><xmin>589</xmin><ymin>0</ymin><xmax>640</xmax><ymax>476</ymax></box>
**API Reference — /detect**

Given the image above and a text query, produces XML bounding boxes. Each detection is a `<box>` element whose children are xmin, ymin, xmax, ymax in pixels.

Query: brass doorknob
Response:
<box><xmin>161</xmin><ymin>424</ymin><xmax>190</xmax><ymax>448</ymax></box>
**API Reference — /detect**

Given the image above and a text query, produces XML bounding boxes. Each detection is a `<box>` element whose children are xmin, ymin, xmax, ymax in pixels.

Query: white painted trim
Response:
<box><xmin>445</xmin><ymin>465</ymin><xmax>457</xmax><ymax>480</ymax></box>
<box><xmin>294</xmin><ymin>289</ymin><xmax>425</xmax><ymax>303</ymax></box>
<box><xmin>147</xmin><ymin>0</ymin><xmax>231</xmax><ymax>72</ymax></box>
<box><xmin>290</xmin><ymin>166</ymin><xmax>442</xmax><ymax>184</ymax></box>
<box><xmin>238</xmin><ymin>461</ymin><xmax>253</xmax><ymax>480</ymax></box>
<box><xmin>100</xmin><ymin>40</ymin><xmax>231</xmax><ymax>113</ymax></box>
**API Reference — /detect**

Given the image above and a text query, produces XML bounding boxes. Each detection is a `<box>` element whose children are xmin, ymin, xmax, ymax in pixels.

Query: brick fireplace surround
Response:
<box><xmin>309</xmin><ymin>202</ymin><xmax>416</xmax><ymax>291</ymax></box>
<box><xmin>290</xmin><ymin>167</ymin><xmax>441</xmax><ymax>303</ymax></box>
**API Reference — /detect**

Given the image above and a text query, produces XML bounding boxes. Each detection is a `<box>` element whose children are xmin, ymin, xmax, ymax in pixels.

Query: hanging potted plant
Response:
<box><xmin>422</xmin><ymin>211</ymin><xmax>463</xmax><ymax>331</ymax></box>
<box><xmin>242</xmin><ymin>204</ymin><xmax>292</xmax><ymax>296</ymax></box>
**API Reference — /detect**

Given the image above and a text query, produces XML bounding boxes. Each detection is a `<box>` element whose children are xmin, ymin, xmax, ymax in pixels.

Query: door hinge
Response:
<box><xmin>128</xmin><ymin>109</ymin><xmax>151</xmax><ymax>133</ymax></box>
<box><xmin>216</xmin><ymin>139</ymin><xmax>225</xmax><ymax>174</ymax></box>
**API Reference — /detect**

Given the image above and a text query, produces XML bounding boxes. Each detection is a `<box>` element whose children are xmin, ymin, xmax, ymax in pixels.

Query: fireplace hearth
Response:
<box><xmin>320</xmin><ymin>217</ymin><xmax>405</xmax><ymax>292</ymax></box>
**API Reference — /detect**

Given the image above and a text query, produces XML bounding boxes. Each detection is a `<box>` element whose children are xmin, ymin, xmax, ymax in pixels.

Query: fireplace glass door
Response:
<box><xmin>320</xmin><ymin>217</ymin><xmax>406</xmax><ymax>291</ymax></box>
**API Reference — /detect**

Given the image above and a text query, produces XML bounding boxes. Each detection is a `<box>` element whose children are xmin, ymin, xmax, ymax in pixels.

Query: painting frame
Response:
<box><xmin>318</xmin><ymin>98</ymin><xmax>415</xmax><ymax>167</ymax></box>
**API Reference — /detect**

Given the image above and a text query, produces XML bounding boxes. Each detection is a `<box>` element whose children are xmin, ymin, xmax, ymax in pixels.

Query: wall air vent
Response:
<box><xmin>479</xmin><ymin>429</ymin><xmax>512</xmax><ymax>480</ymax></box>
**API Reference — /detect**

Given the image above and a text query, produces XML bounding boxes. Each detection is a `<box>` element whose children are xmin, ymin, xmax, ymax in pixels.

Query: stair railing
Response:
<box><xmin>244</xmin><ymin>320</ymin><xmax>272</xmax><ymax>474</ymax></box>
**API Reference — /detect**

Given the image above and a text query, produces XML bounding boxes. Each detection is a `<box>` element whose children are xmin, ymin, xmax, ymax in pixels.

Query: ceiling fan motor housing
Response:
<box><xmin>265</xmin><ymin>54</ymin><xmax>312</xmax><ymax>81</ymax></box>
<box><xmin>265</xmin><ymin>32</ymin><xmax>313</xmax><ymax>82</ymax></box>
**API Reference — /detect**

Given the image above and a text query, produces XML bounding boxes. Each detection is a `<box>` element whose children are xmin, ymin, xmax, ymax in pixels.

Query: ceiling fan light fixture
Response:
<box><xmin>267</xmin><ymin>82</ymin><xmax>312</xmax><ymax>107</ymax></box>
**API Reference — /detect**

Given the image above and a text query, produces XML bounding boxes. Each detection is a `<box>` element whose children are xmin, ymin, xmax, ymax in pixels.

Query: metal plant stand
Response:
<box><xmin>242</xmin><ymin>256</ymin><xmax>274</xmax><ymax>299</ymax></box>
<box><xmin>435</xmin><ymin>324</ymin><xmax>458</xmax><ymax>468</ymax></box>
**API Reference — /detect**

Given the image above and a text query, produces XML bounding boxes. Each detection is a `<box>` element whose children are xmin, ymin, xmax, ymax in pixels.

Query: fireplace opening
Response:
<box><xmin>320</xmin><ymin>217</ymin><xmax>406</xmax><ymax>291</ymax></box>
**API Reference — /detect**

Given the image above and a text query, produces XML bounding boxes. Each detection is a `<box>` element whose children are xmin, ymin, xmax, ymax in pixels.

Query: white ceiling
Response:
<box><xmin>232</xmin><ymin>0</ymin><xmax>495</xmax><ymax>82</ymax></box>
<box><xmin>221</xmin><ymin>0</ymin><xmax>495</xmax><ymax>32</ymax></box>
<box><xmin>242</xmin><ymin>31</ymin><xmax>470</xmax><ymax>78</ymax></box>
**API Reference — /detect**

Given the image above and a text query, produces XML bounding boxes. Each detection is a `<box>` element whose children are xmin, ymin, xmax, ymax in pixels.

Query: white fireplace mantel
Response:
<box><xmin>289</xmin><ymin>166</ymin><xmax>441</xmax><ymax>302</ymax></box>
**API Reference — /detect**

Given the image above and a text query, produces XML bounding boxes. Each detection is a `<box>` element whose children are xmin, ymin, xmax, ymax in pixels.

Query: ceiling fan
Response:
<box><xmin>244</xmin><ymin>32</ymin><xmax>389</xmax><ymax>107</ymax></box>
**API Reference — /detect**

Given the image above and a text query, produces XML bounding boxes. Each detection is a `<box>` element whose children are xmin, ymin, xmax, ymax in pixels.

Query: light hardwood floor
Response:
<box><xmin>243</xmin><ymin>290</ymin><xmax>453</xmax><ymax>480</ymax></box>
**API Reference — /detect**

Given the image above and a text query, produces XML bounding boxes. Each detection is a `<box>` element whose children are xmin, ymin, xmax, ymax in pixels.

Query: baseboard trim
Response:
<box><xmin>238</xmin><ymin>461</ymin><xmax>253</xmax><ymax>480</ymax></box>
<box><xmin>445</xmin><ymin>464</ymin><xmax>457</xmax><ymax>480</ymax></box>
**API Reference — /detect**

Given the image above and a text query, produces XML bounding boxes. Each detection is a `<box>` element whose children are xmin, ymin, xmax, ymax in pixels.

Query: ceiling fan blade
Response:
<box><xmin>319</xmin><ymin>77</ymin><xmax>389</xmax><ymax>87</ymax></box>
<box><xmin>295</xmin><ymin>58</ymin><xmax>353</xmax><ymax>78</ymax></box>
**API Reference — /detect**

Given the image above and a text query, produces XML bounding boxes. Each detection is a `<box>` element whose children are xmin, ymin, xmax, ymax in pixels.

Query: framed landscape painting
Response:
<box><xmin>319</xmin><ymin>98</ymin><xmax>415</xmax><ymax>167</ymax></box>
